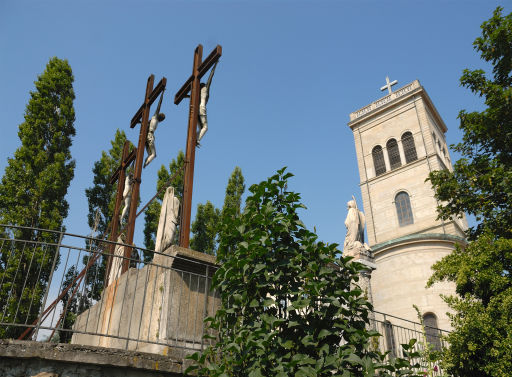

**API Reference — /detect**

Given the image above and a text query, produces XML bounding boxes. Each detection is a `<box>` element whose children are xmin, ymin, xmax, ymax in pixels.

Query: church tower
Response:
<box><xmin>347</xmin><ymin>79</ymin><xmax>466</xmax><ymax>331</ymax></box>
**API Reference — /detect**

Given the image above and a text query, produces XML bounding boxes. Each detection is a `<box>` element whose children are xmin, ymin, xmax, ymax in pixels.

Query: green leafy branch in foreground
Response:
<box><xmin>186</xmin><ymin>168</ymin><xmax>422</xmax><ymax>376</ymax></box>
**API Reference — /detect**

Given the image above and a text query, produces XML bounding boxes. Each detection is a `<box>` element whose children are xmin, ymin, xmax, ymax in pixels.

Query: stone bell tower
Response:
<box><xmin>347</xmin><ymin>78</ymin><xmax>466</xmax><ymax>330</ymax></box>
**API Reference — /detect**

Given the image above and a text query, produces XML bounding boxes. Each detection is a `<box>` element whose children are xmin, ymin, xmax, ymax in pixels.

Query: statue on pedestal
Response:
<box><xmin>155</xmin><ymin>186</ymin><xmax>180</xmax><ymax>253</ymax></box>
<box><xmin>343</xmin><ymin>196</ymin><xmax>371</xmax><ymax>258</ymax></box>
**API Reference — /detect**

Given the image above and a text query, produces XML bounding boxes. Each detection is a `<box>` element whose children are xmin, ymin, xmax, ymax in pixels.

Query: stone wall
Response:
<box><xmin>0</xmin><ymin>340</ymin><xmax>187</xmax><ymax>377</ymax></box>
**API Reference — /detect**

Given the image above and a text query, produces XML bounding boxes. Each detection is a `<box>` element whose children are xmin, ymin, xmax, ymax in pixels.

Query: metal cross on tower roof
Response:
<box><xmin>380</xmin><ymin>76</ymin><xmax>398</xmax><ymax>94</ymax></box>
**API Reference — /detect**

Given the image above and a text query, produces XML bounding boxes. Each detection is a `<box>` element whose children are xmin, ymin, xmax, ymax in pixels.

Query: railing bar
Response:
<box><xmin>1</xmin><ymin>240</ymin><xmax>28</xmax><ymax>323</ymax></box>
<box><xmin>175</xmin><ymin>270</ymin><xmax>184</xmax><ymax>345</ymax></box>
<box><xmin>50</xmin><ymin>247</ymin><xmax>72</xmax><ymax>329</ymax></box>
<box><xmin>146</xmin><ymin>262</ymin><xmax>159</xmax><ymax>343</ymax></box>
<box><xmin>135</xmin><ymin>260</ymin><xmax>151</xmax><ymax>348</ymax></box>
<box><xmin>25</xmin><ymin>242</ymin><xmax>50</xmax><ymax>325</ymax></box>
<box><xmin>124</xmin><ymin>256</ymin><xmax>142</xmax><ymax>349</ymax></box>
<box><xmin>201</xmin><ymin>266</ymin><xmax>209</xmax><ymax>351</ymax></box>
<box><xmin>0</xmin><ymin>239</ymin><xmax>17</xmax><ymax>301</ymax></box>
<box><xmin>192</xmin><ymin>273</ymin><xmax>200</xmax><ymax>348</ymax></box>
<box><xmin>184</xmin><ymin>272</ymin><xmax>193</xmax><ymax>346</ymax></box>
<box><xmin>81</xmin><ymin>244</ymin><xmax>97</xmax><ymax>330</ymax></box>
<box><xmin>166</xmin><ymin>266</ymin><xmax>177</xmax><ymax>343</ymax></box>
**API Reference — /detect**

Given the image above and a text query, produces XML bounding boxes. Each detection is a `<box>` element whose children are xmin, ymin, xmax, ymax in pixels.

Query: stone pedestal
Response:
<box><xmin>71</xmin><ymin>246</ymin><xmax>219</xmax><ymax>355</ymax></box>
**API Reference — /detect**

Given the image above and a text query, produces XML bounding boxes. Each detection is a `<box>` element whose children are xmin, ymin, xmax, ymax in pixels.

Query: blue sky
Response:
<box><xmin>0</xmin><ymin>1</ymin><xmax>505</xmax><ymax>248</ymax></box>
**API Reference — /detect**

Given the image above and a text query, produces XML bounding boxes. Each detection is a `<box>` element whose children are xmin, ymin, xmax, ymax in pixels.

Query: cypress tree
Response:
<box><xmin>0</xmin><ymin>57</ymin><xmax>76</xmax><ymax>338</ymax></box>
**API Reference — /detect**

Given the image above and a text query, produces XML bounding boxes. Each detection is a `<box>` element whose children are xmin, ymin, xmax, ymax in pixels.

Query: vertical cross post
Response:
<box><xmin>174</xmin><ymin>44</ymin><xmax>222</xmax><ymax>248</ymax></box>
<box><xmin>125</xmin><ymin>75</ymin><xmax>167</xmax><ymax>273</ymax></box>
<box><xmin>105</xmin><ymin>140</ymin><xmax>136</xmax><ymax>285</ymax></box>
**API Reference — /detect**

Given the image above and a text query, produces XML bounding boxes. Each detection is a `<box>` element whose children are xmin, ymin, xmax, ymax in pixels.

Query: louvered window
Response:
<box><xmin>395</xmin><ymin>192</ymin><xmax>413</xmax><ymax>226</ymax></box>
<box><xmin>386</xmin><ymin>139</ymin><xmax>401</xmax><ymax>170</ymax></box>
<box><xmin>384</xmin><ymin>321</ymin><xmax>397</xmax><ymax>357</ymax></box>
<box><xmin>401</xmin><ymin>132</ymin><xmax>417</xmax><ymax>163</ymax></box>
<box><xmin>423</xmin><ymin>313</ymin><xmax>442</xmax><ymax>350</ymax></box>
<box><xmin>372</xmin><ymin>146</ymin><xmax>386</xmax><ymax>176</ymax></box>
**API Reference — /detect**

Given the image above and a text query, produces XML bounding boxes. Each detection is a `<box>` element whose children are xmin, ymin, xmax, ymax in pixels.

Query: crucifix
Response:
<box><xmin>121</xmin><ymin>74</ymin><xmax>167</xmax><ymax>273</ymax></box>
<box><xmin>104</xmin><ymin>140</ymin><xmax>136</xmax><ymax>286</ymax></box>
<box><xmin>174</xmin><ymin>44</ymin><xmax>222</xmax><ymax>248</ymax></box>
<box><xmin>380</xmin><ymin>76</ymin><xmax>398</xmax><ymax>94</ymax></box>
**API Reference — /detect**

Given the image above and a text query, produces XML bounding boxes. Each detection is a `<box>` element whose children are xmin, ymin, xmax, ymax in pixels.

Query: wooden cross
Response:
<box><xmin>174</xmin><ymin>44</ymin><xmax>222</xmax><ymax>248</ymax></box>
<box><xmin>121</xmin><ymin>74</ymin><xmax>167</xmax><ymax>273</ymax></box>
<box><xmin>104</xmin><ymin>140</ymin><xmax>136</xmax><ymax>286</ymax></box>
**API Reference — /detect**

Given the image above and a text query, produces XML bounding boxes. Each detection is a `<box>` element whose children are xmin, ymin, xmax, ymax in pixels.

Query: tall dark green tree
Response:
<box><xmin>0</xmin><ymin>57</ymin><xmax>76</xmax><ymax>338</ymax></box>
<box><xmin>187</xmin><ymin>168</ymin><xmax>420</xmax><ymax>376</ymax></box>
<box><xmin>143</xmin><ymin>150</ymin><xmax>185</xmax><ymax>259</ymax></box>
<box><xmin>190</xmin><ymin>201</ymin><xmax>220</xmax><ymax>255</ymax></box>
<box><xmin>427</xmin><ymin>7</ymin><xmax>512</xmax><ymax>376</ymax></box>
<box><xmin>189</xmin><ymin>167</ymin><xmax>245</xmax><ymax>255</ymax></box>
<box><xmin>221</xmin><ymin>166</ymin><xmax>245</xmax><ymax>219</ymax></box>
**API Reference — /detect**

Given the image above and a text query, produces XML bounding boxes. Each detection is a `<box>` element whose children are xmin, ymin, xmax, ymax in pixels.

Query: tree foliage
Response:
<box><xmin>0</xmin><ymin>57</ymin><xmax>76</xmax><ymax>338</ymax></box>
<box><xmin>222</xmin><ymin>166</ymin><xmax>245</xmax><ymax>219</ymax></box>
<box><xmin>190</xmin><ymin>201</ymin><xmax>220</xmax><ymax>255</ymax></box>
<box><xmin>188</xmin><ymin>168</ymin><xmax>421</xmax><ymax>376</ymax></box>
<box><xmin>143</xmin><ymin>150</ymin><xmax>185</xmax><ymax>259</ymax></box>
<box><xmin>427</xmin><ymin>7</ymin><xmax>512</xmax><ymax>376</ymax></box>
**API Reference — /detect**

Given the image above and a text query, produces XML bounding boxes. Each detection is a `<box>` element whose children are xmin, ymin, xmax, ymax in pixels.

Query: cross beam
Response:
<box><xmin>104</xmin><ymin>140</ymin><xmax>136</xmax><ymax>286</ymax></box>
<box><xmin>174</xmin><ymin>44</ymin><xmax>222</xmax><ymax>249</ymax></box>
<box><xmin>123</xmin><ymin>74</ymin><xmax>167</xmax><ymax>273</ymax></box>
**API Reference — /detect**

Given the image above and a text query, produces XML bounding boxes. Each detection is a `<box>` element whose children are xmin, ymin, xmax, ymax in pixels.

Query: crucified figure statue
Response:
<box><xmin>197</xmin><ymin>61</ymin><xmax>218</xmax><ymax>146</ymax></box>
<box><xmin>144</xmin><ymin>91</ymin><xmax>166</xmax><ymax>168</ymax></box>
<box><xmin>120</xmin><ymin>172</ymin><xmax>134</xmax><ymax>223</ymax></box>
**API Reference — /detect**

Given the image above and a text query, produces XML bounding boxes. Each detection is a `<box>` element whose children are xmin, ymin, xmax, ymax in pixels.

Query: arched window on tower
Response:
<box><xmin>386</xmin><ymin>139</ymin><xmax>402</xmax><ymax>170</ymax></box>
<box><xmin>384</xmin><ymin>321</ymin><xmax>397</xmax><ymax>357</ymax></box>
<box><xmin>423</xmin><ymin>313</ymin><xmax>442</xmax><ymax>350</ymax></box>
<box><xmin>401</xmin><ymin>132</ymin><xmax>418</xmax><ymax>163</ymax></box>
<box><xmin>372</xmin><ymin>145</ymin><xmax>386</xmax><ymax>176</ymax></box>
<box><xmin>395</xmin><ymin>191</ymin><xmax>413</xmax><ymax>226</ymax></box>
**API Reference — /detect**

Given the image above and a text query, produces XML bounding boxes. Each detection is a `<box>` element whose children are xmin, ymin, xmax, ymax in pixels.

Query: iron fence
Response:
<box><xmin>0</xmin><ymin>224</ymin><xmax>449</xmax><ymax>366</ymax></box>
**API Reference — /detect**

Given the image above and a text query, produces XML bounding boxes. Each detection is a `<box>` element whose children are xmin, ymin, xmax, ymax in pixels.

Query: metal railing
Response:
<box><xmin>0</xmin><ymin>224</ymin><xmax>449</xmax><ymax>363</ymax></box>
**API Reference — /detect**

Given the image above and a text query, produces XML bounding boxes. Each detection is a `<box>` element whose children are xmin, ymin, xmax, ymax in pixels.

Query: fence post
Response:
<box><xmin>201</xmin><ymin>265</ymin><xmax>209</xmax><ymax>351</ymax></box>
<box><xmin>33</xmin><ymin>228</ymin><xmax>64</xmax><ymax>340</ymax></box>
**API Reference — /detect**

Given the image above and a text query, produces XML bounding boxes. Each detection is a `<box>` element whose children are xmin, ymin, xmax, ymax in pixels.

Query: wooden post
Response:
<box><xmin>174</xmin><ymin>44</ymin><xmax>222</xmax><ymax>248</ymax></box>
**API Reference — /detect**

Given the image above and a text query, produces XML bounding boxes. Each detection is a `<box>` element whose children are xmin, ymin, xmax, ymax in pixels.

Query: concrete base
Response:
<box><xmin>71</xmin><ymin>246</ymin><xmax>219</xmax><ymax>355</ymax></box>
<box><xmin>0</xmin><ymin>339</ymin><xmax>185</xmax><ymax>376</ymax></box>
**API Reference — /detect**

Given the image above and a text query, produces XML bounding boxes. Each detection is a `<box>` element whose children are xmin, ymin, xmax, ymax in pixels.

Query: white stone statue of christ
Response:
<box><xmin>120</xmin><ymin>173</ymin><xmax>134</xmax><ymax>223</ymax></box>
<box><xmin>155</xmin><ymin>186</ymin><xmax>180</xmax><ymax>253</ymax></box>
<box><xmin>144</xmin><ymin>91</ymin><xmax>166</xmax><ymax>168</ymax></box>
<box><xmin>196</xmin><ymin>61</ymin><xmax>218</xmax><ymax>146</ymax></box>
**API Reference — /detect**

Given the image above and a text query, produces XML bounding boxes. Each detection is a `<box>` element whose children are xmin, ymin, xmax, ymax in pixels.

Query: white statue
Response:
<box><xmin>155</xmin><ymin>186</ymin><xmax>180</xmax><ymax>253</ymax></box>
<box><xmin>120</xmin><ymin>173</ymin><xmax>134</xmax><ymax>223</ymax></box>
<box><xmin>343</xmin><ymin>196</ymin><xmax>370</xmax><ymax>256</ymax></box>
<box><xmin>196</xmin><ymin>61</ymin><xmax>218</xmax><ymax>146</ymax></box>
<box><xmin>144</xmin><ymin>92</ymin><xmax>166</xmax><ymax>168</ymax></box>
<box><xmin>108</xmin><ymin>233</ymin><xmax>126</xmax><ymax>284</ymax></box>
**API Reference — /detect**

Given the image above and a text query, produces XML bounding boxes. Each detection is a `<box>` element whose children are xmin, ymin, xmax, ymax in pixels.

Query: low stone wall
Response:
<box><xmin>0</xmin><ymin>340</ymin><xmax>189</xmax><ymax>377</ymax></box>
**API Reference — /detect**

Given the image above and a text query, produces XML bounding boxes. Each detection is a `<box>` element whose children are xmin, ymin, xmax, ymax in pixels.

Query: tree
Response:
<box><xmin>143</xmin><ymin>150</ymin><xmax>185</xmax><ymax>259</ymax></box>
<box><xmin>222</xmin><ymin>166</ymin><xmax>245</xmax><ymax>219</ymax></box>
<box><xmin>187</xmin><ymin>168</ymin><xmax>421</xmax><ymax>377</ymax></box>
<box><xmin>190</xmin><ymin>167</ymin><xmax>245</xmax><ymax>255</ymax></box>
<box><xmin>190</xmin><ymin>201</ymin><xmax>220</xmax><ymax>255</ymax></box>
<box><xmin>83</xmin><ymin>129</ymin><xmax>130</xmax><ymax>301</ymax></box>
<box><xmin>0</xmin><ymin>57</ymin><xmax>76</xmax><ymax>338</ymax></box>
<box><xmin>427</xmin><ymin>7</ymin><xmax>512</xmax><ymax>376</ymax></box>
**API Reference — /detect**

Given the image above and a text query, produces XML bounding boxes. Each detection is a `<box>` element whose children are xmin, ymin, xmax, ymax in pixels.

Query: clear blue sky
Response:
<box><xmin>0</xmin><ymin>1</ymin><xmax>505</xmax><ymax>248</ymax></box>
